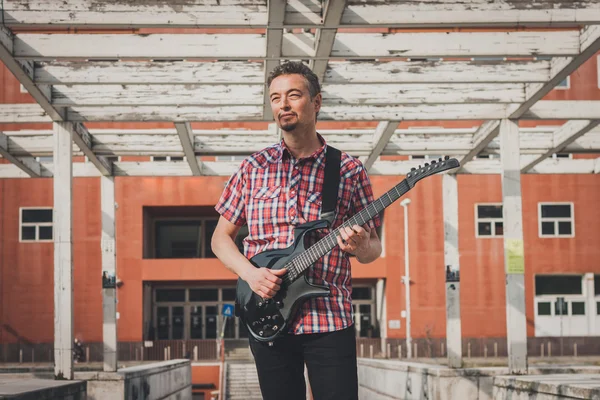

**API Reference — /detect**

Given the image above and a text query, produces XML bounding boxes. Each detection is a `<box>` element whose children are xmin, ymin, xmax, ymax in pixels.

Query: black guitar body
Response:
<box><xmin>236</xmin><ymin>219</ymin><xmax>331</xmax><ymax>342</ymax></box>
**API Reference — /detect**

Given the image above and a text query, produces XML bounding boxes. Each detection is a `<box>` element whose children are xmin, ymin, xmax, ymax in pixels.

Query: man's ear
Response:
<box><xmin>314</xmin><ymin>93</ymin><xmax>322</xmax><ymax>113</ymax></box>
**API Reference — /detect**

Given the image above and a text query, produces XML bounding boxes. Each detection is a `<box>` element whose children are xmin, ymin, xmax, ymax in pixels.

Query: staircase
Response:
<box><xmin>225</xmin><ymin>340</ymin><xmax>253</xmax><ymax>361</ymax></box>
<box><xmin>225</xmin><ymin>361</ymin><xmax>262</xmax><ymax>400</ymax></box>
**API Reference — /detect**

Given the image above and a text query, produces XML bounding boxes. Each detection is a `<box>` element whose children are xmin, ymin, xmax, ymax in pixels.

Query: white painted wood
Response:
<box><xmin>52</xmin><ymin>84</ymin><xmax>264</xmax><ymax>106</ymax></box>
<box><xmin>0</xmin><ymin>131</ymin><xmax>43</xmax><ymax>177</ymax></box>
<box><xmin>500</xmin><ymin>119</ymin><xmax>528</xmax><ymax>375</ymax></box>
<box><xmin>363</xmin><ymin>121</ymin><xmax>398</xmax><ymax>171</ymax></box>
<box><xmin>521</xmin><ymin>101</ymin><xmax>600</xmax><ymax>119</ymax></box>
<box><xmin>5</xmin><ymin>0</ymin><xmax>600</xmax><ymax>28</ymax></box>
<box><xmin>101</xmin><ymin>175</ymin><xmax>117</xmax><ymax>372</ymax></box>
<box><xmin>35</xmin><ymin>61</ymin><xmax>265</xmax><ymax>85</ymax></box>
<box><xmin>325</xmin><ymin>60</ymin><xmax>551</xmax><ymax>84</ymax></box>
<box><xmin>320</xmin><ymin>104</ymin><xmax>511</xmax><ymax>120</ymax></box>
<box><xmin>322</xmin><ymin>83</ymin><xmax>525</xmax><ymax>104</ymax></box>
<box><xmin>442</xmin><ymin>174</ymin><xmax>462</xmax><ymax>369</ymax></box>
<box><xmin>263</xmin><ymin>0</ymin><xmax>287</xmax><ymax>120</ymax></box>
<box><xmin>14</xmin><ymin>34</ymin><xmax>267</xmax><ymax>60</ymax></box>
<box><xmin>339</xmin><ymin>1</ymin><xmax>600</xmax><ymax>27</ymax></box>
<box><xmin>510</xmin><ymin>26</ymin><xmax>600</xmax><ymax>118</ymax></box>
<box><xmin>310</xmin><ymin>0</ymin><xmax>346</xmax><ymax>80</ymax></box>
<box><xmin>0</xmin><ymin>104</ymin><xmax>51</xmax><ymax>123</ymax></box>
<box><xmin>53</xmin><ymin>122</ymin><xmax>74</xmax><ymax>380</ymax></box>
<box><xmin>66</xmin><ymin>106</ymin><xmax>264</xmax><ymax>122</ymax></box>
<box><xmin>2</xmin><ymin>0</ymin><xmax>269</xmax><ymax>27</ymax></box>
<box><xmin>175</xmin><ymin>122</ymin><xmax>202</xmax><ymax>175</ymax></box>
<box><xmin>521</xmin><ymin>120</ymin><xmax>600</xmax><ymax>172</ymax></box>
<box><xmin>453</xmin><ymin>120</ymin><xmax>500</xmax><ymax>173</ymax></box>
<box><xmin>0</xmin><ymin>26</ymin><xmax>63</xmax><ymax>121</ymax></box>
<box><xmin>12</xmin><ymin>31</ymin><xmax>582</xmax><ymax>60</ymax></box>
<box><xmin>69</xmin><ymin>123</ymin><xmax>112</xmax><ymax>176</ymax></box>
<box><xmin>329</xmin><ymin>31</ymin><xmax>580</xmax><ymax>58</ymax></box>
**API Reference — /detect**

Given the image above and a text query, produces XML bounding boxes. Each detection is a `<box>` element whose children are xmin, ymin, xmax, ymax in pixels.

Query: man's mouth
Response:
<box><xmin>280</xmin><ymin>113</ymin><xmax>296</xmax><ymax>119</ymax></box>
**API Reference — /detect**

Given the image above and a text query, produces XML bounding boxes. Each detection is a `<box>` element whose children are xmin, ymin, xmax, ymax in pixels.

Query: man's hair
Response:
<box><xmin>267</xmin><ymin>61</ymin><xmax>321</xmax><ymax>99</ymax></box>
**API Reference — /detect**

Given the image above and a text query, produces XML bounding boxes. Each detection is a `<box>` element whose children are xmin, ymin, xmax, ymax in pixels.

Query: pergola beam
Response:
<box><xmin>521</xmin><ymin>120</ymin><xmax>600</xmax><ymax>173</ymax></box>
<box><xmin>174</xmin><ymin>122</ymin><xmax>202</xmax><ymax>176</ymax></box>
<box><xmin>0</xmin><ymin>131</ymin><xmax>43</xmax><ymax>177</ymax></box>
<box><xmin>309</xmin><ymin>0</ymin><xmax>347</xmax><ymax>81</ymax></box>
<box><xmin>262</xmin><ymin>0</ymin><xmax>286</xmax><ymax>120</ymax></box>
<box><xmin>11</xmin><ymin>31</ymin><xmax>582</xmax><ymax>60</ymax></box>
<box><xmin>363</xmin><ymin>121</ymin><xmax>399</xmax><ymax>171</ymax></box>
<box><xmin>453</xmin><ymin>120</ymin><xmax>500</xmax><ymax>173</ymax></box>
<box><xmin>70</xmin><ymin>124</ymin><xmax>113</xmax><ymax>176</ymax></box>
<box><xmin>510</xmin><ymin>25</ymin><xmax>600</xmax><ymax>119</ymax></box>
<box><xmin>3</xmin><ymin>0</ymin><xmax>600</xmax><ymax>28</ymax></box>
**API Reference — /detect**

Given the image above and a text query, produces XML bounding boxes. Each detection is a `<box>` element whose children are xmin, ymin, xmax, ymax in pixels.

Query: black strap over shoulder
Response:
<box><xmin>321</xmin><ymin>145</ymin><xmax>341</xmax><ymax>224</ymax></box>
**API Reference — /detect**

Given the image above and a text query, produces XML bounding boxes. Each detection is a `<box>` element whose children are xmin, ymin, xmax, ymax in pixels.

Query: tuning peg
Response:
<box><xmin>424</xmin><ymin>163</ymin><xmax>429</xmax><ymax>167</ymax></box>
<box><xmin>444</xmin><ymin>156</ymin><xmax>450</xmax><ymax>160</ymax></box>
<box><xmin>431</xmin><ymin>160</ymin><xmax>436</xmax><ymax>164</ymax></box>
<box><xmin>410</xmin><ymin>167</ymin><xmax>416</xmax><ymax>171</ymax></box>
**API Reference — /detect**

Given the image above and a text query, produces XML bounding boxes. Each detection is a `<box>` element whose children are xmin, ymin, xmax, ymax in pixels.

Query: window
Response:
<box><xmin>535</xmin><ymin>275</ymin><xmax>582</xmax><ymax>296</ymax></box>
<box><xmin>215</xmin><ymin>155</ymin><xmax>247</xmax><ymax>162</ymax></box>
<box><xmin>554</xmin><ymin>76</ymin><xmax>570</xmax><ymax>90</ymax></box>
<box><xmin>475</xmin><ymin>204</ymin><xmax>503</xmax><ymax>237</ymax></box>
<box><xmin>595</xmin><ymin>275</ymin><xmax>600</xmax><ymax>296</ymax></box>
<box><xmin>151</xmin><ymin>156</ymin><xmax>184</xmax><ymax>162</ymax></box>
<box><xmin>537</xmin><ymin>302</ymin><xmax>551</xmax><ymax>316</ymax></box>
<box><xmin>19</xmin><ymin>208</ymin><xmax>53</xmax><ymax>242</ymax></box>
<box><xmin>572</xmin><ymin>302</ymin><xmax>585</xmax><ymax>316</ymax></box>
<box><xmin>539</xmin><ymin>203</ymin><xmax>574</xmax><ymax>237</ymax></box>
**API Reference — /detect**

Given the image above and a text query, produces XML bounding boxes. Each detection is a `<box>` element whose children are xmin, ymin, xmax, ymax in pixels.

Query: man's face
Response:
<box><xmin>269</xmin><ymin>74</ymin><xmax>321</xmax><ymax>132</ymax></box>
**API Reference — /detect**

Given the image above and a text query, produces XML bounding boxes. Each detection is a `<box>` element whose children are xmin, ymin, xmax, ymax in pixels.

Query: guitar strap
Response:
<box><xmin>321</xmin><ymin>145</ymin><xmax>341</xmax><ymax>225</ymax></box>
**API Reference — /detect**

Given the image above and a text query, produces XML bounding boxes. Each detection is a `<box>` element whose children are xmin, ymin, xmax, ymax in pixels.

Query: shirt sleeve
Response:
<box><xmin>351</xmin><ymin>163</ymin><xmax>381</xmax><ymax>231</ymax></box>
<box><xmin>215</xmin><ymin>163</ymin><xmax>247</xmax><ymax>226</ymax></box>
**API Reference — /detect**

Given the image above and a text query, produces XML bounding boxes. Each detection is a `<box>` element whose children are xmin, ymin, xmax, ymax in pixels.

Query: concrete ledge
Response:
<box><xmin>494</xmin><ymin>374</ymin><xmax>600</xmax><ymax>400</ymax></box>
<box><xmin>0</xmin><ymin>379</ymin><xmax>86</xmax><ymax>400</ymax></box>
<box><xmin>120</xmin><ymin>360</ymin><xmax>192</xmax><ymax>400</ymax></box>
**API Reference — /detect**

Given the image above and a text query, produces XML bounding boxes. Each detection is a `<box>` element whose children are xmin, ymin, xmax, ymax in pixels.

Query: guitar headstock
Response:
<box><xmin>406</xmin><ymin>156</ymin><xmax>460</xmax><ymax>187</ymax></box>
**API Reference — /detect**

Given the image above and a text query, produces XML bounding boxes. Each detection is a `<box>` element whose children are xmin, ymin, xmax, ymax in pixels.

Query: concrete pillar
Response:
<box><xmin>443</xmin><ymin>174</ymin><xmax>462</xmax><ymax>368</ymax></box>
<box><xmin>101</xmin><ymin>176</ymin><xmax>118</xmax><ymax>371</ymax></box>
<box><xmin>585</xmin><ymin>273</ymin><xmax>594</xmax><ymax>335</ymax></box>
<box><xmin>500</xmin><ymin>119</ymin><xmax>528</xmax><ymax>374</ymax></box>
<box><xmin>53</xmin><ymin>122</ymin><xmax>74</xmax><ymax>379</ymax></box>
<box><xmin>376</xmin><ymin>278</ymin><xmax>387</xmax><ymax>353</ymax></box>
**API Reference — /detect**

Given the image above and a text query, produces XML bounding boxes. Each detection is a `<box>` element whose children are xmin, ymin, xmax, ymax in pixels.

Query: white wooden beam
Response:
<box><xmin>263</xmin><ymin>0</ymin><xmax>287</xmax><ymax>120</ymax></box>
<box><xmin>325</xmin><ymin>60</ymin><xmax>551</xmax><ymax>84</ymax></box>
<box><xmin>12</xmin><ymin>31</ymin><xmax>582</xmax><ymax>60</ymax></box>
<box><xmin>0</xmin><ymin>26</ymin><xmax>63</xmax><ymax>121</ymax></box>
<box><xmin>521</xmin><ymin>120</ymin><xmax>600</xmax><ymax>172</ymax></box>
<box><xmin>101</xmin><ymin>175</ymin><xmax>117</xmax><ymax>372</ymax></box>
<box><xmin>70</xmin><ymin>124</ymin><xmax>112</xmax><ymax>176</ymax></box>
<box><xmin>309</xmin><ymin>0</ymin><xmax>346</xmax><ymax>81</ymax></box>
<box><xmin>453</xmin><ymin>120</ymin><xmax>500</xmax><ymax>173</ymax></box>
<box><xmin>174</xmin><ymin>122</ymin><xmax>202</xmax><ymax>176</ymax></box>
<box><xmin>320</xmin><ymin>104</ymin><xmax>511</xmax><ymax>121</ymax></box>
<box><xmin>53</xmin><ymin>121</ymin><xmax>74</xmax><ymax>380</ymax></box>
<box><xmin>363</xmin><ymin>121</ymin><xmax>398</xmax><ymax>171</ymax></box>
<box><xmin>35</xmin><ymin>61</ymin><xmax>265</xmax><ymax>85</ymax></box>
<box><xmin>5</xmin><ymin>0</ymin><xmax>600</xmax><ymax>28</ymax></box>
<box><xmin>0</xmin><ymin>131</ymin><xmax>43</xmax><ymax>177</ymax></box>
<box><xmin>510</xmin><ymin>25</ymin><xmax>600</xmax><ymax>119</ymax></box>
<box><xmin>521</xmin><ymin>101</ymin><xmax>600</xmax><ymax>120</ymax></box>
<box><xmin>66</xmin><ymin>106</ymin><xmax>264</xmax><ymax>122</ymax></box>
<box><xmin>0</xmin><ymin>104</ymin><xmax>51</xmax><ymax>123</ymax></box>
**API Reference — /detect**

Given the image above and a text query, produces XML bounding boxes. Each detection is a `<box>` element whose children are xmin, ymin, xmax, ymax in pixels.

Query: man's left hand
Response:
<box><xmin>337</xmin><ymin>224</ymin><xmax>371</xmax><ymax>257</ymax></box>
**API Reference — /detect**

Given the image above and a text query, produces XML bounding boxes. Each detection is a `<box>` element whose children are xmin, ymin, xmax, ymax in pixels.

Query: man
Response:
<box><xmin>211</xmin><ymin>61</ymin><xmax>382</xmax><ymax>400</ymax></box>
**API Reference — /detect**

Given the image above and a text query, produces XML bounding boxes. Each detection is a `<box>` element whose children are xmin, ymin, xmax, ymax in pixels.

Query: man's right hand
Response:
<box><xmin>246</xmin><ymin>268</ymin><xmax>287</xmax><ymax>299</ymax></box>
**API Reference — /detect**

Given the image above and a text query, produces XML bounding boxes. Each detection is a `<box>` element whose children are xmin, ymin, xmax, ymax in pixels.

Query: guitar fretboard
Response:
<box><xmin>284</xmin><ymin>179</ymin><xmax>410</xmax><ymax>283</ymax></box>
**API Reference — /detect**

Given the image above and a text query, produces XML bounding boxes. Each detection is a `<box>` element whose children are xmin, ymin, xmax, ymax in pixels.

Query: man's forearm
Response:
<box><xmin>355</xmin><ymin>237</ymin><xmax>382</xmax><ymax>264</ymax></box>
<box><xmin>211</xmin><ymin>234</ymin><xmax>255</xmax><ymax>281</ymax></box>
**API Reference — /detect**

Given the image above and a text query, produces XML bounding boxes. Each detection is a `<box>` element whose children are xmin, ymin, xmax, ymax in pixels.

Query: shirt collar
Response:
<box><xmin>277</xmin><ymin>133</ymin><xmax>327</xmax><ymax>164</ymax></box>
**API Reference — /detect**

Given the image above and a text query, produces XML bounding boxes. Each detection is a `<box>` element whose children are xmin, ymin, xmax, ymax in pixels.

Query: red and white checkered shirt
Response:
<box><xmin>215</xmin><ymin>134</ymin><xmax>381</xmax><ymax>335</ymax></box>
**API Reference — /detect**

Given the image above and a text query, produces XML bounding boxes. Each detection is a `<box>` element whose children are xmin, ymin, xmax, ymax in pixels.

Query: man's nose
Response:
<box><xmin>281</xmin><ymin>96</ymin><xmax>291</xmax><ymax>109</ymax></box>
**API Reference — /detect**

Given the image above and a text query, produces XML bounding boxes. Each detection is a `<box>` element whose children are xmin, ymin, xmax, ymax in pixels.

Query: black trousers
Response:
<box><xmin>248</xmin><ymin>326</ymin><xmax>358</xmax><ymax>400</ymax></box>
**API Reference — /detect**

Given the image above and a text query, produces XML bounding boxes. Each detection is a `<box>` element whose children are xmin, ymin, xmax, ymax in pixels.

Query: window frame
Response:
<box><xmin>19</xmin><ymin>207</ymin><xmax>53</xmax><ymax>243</ymax></box>
<box><xmin>474</xmin><ymin>203</ymin><xmax>503</xmax><ymax>238</ymax></box>
<box><xmin>553</xmin><ymin>75</ymin><xmax>570</xmax><ymax>90</ymax></box>
<box><xmin>152</xmin><ymin>216</ymin><xmax>218</xmax><ymax>259</ymax></box>
<box><xmin>538</xmin><ymin>202</ymin><xmax>575</xmax><ymax>238</ymax></box>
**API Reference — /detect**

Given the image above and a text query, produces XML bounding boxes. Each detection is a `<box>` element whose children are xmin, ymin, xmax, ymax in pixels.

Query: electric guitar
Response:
<box><xmin>235</xmin><ymin>156</ymin><xmax>460</xmax><ymax>342</ymax></box>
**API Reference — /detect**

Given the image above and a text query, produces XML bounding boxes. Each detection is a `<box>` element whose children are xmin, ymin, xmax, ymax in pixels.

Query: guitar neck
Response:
<box><xmin>287</xmin><ymin>179</ymin><xmax>411</xmax><ymax>279</ymax></box>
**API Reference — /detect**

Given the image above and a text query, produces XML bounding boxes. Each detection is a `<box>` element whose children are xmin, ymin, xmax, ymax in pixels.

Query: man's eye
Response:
<box><xmin>271</xmin><ymin>97</ymin><xmax>279</xmax><ymax>103</ymax></box>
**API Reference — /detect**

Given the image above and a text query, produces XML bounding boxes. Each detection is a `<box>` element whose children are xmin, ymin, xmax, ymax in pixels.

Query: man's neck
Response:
<box><xmin>281</xmin><ymin>128</ymin><xmax>322</xmax><ymax>159</ymax></box>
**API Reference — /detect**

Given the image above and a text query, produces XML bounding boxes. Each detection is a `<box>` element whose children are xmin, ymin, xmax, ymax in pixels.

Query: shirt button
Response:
<box><xmin>290</xmin><ymin>189</ymin><xmax>296</xmax><ymax>196</ymax></box>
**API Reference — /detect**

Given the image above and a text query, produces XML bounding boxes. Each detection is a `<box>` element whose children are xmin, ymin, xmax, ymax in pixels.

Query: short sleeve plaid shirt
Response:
<box><xmin>215</xmin><ymin>134</ymin><xmax>381</xmax><ymax>335</ymax></box>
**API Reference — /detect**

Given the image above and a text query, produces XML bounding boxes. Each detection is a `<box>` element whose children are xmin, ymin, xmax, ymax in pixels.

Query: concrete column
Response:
<box><xmin>376</xmin><ymin>278</ymin><xmax>387</xmax><ymax>353</ymax></box>
<box><xmin>500</xmin><ymin>119</ymin><xmax>528</xmax><ymax>374</ymax></box>
<box><xmin>585</xmin><ymin>273</ymin><xmax>594</xmax><ymax>335</ymax></box>
<box><xmin>443</xmin><ymin>174</ymin><xmax>462</xmax><ymax>368</ymax></box>
<box><xmin>101</xmin><ymin>176</ymin><xmax>118</xmax><ymax>371</ymax></box>
<box><xmin>53</xmin><ymin>122</ymin><xmax>74</xmax><ymax>379</ymax></box>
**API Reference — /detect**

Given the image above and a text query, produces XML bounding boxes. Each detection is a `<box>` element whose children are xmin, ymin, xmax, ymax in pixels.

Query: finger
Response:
<box><xmin>264</xmin><ymin>271</ymin><xmax>282</xmax><ymax>284</ymax></box>
<box><xmin>261</xmin><ymin>286</ymin><xmax>277</xmax><ymax>298</ymax></box>
<box><xmin>337</xmin><ymin>235</ymin><xmax>353</xmax><ymax>253</ymax></box>
<box><xmin>270</xmin><ymin>268</ymin><xmax>287</xmax><ymax>276</ymax></box>
<box><xmin>339</xmin><ymin>228</ymin><xmax>349</xmax><ymax>242</ymax></box>
<box><xmin>352</xmin><ymin>225</ymin><xmax>366</xmax><ymax>237</ymax></box>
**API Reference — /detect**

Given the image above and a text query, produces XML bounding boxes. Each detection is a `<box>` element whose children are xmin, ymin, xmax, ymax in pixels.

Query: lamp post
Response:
<box><xmin>400</xmin><ymin>198</ymin><xmax>412</xmax><ymax>359</ymax></box>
